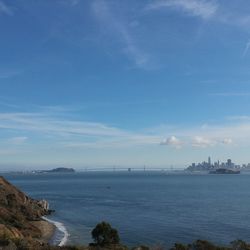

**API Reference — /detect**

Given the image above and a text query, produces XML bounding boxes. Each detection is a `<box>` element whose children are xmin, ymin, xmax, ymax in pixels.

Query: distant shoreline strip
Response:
<box><xmin>42</xmin><ymin>216</ymin><xmax>70</xmax><ymax>246</ymax></box>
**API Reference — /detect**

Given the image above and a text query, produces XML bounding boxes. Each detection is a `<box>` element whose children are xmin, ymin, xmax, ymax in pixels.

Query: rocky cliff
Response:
<box><xmin>0</xmin><ymin>176</ymin><xmax>51</xmax><ymax>245</ymax></box>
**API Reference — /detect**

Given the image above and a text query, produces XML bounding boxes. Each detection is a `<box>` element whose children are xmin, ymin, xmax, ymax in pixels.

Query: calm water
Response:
<box><xmin>4</xmin><ymin>172</ymin><xmax>250</xmax><ymax>247</ymax></box>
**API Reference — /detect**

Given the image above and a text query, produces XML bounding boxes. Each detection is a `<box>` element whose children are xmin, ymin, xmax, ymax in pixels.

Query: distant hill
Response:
<box><xmin>36</xmin><ymin>168</ymin><xmax>75</xmax><ymax>174</ymax></box>
<box><xmin>46</xmin><ymin>167</ymin><xmax>75</xmax><ymax>173</ymax></box>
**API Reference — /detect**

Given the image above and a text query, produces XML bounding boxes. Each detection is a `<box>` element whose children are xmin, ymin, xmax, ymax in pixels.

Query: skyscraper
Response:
<box><xmin>208</xmin><ymin>156</ymin><xmax>211</xmax><ymax>166</ymax></box>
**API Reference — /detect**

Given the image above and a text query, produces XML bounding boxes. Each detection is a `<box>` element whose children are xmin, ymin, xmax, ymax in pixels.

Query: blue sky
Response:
<box><xmin>1</xmin><ymin>0</ymin><xmax>250</xmax><ymax>169</ymax></box>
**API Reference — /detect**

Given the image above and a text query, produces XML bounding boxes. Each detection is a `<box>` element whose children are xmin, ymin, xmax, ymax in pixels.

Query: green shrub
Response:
<box><xmin>91</xmin><ymin>221</ymin><xmax>120</xmax><ymax>246</ymax></box>
<box><xmin>171</xmin><ymin>243</ymin><xmax>189</xmax><ymax>250</ymax></box>
<box><xmin>230</xmin><ymin>240</ymin><xmax>250</xmax><ymax>250</ymax></box>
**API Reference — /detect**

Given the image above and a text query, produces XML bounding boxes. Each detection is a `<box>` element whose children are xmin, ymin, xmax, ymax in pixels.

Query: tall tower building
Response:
<box><xmin>227</xmin><ymin>159</ymin><xmax>232</xmax><ymax>168</ymax></box>
<box><xmin>208</xmin><ymin>156</ymin><xmax>211</xmax><ymax>166</ymax></box>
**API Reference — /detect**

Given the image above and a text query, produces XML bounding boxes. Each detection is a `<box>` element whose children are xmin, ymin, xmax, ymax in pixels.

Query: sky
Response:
<box><xmin>1</xmin><ymin>0</ymin><xmax>250</xmax><ymax>170</ymax></box>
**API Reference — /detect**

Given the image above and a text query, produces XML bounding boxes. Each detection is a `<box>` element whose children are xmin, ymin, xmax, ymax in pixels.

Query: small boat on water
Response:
<box><xmin>209</xmin><ymin>168</ymin><xmax>240</xmax><ymax>174</ymax></box>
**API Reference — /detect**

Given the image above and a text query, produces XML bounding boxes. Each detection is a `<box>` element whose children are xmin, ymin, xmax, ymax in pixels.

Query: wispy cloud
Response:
<box><xmin>7</xmin><ymin>136</ymin><xmax>28</xmax><ymax>145</ymax></box>
<box><xmin>192</xmin><ymin>136</ymin><xmax>233</xmax><ymax>148</ymax></box>
<box><xmin>242</xmin><ymin>40</ymin><xmax>250</xmax><ymax>57</ymax></box>
<box><xmin>59</xmin><ymin>0</ymin><xmax>80</xmax><ymax>7</ymax></box>
<box><xmin>0</xmin><ymin>112</ymin><xmax>127</xmax><ymax>137</ymax></box>
<box><xmin>191</xmin><ymin>136</ymin><xmax>233</xmax><ymax>148</ymax></box>
<box><xmin>146</xmin><ymin>0</ymin><xmax>218</xmax><ymax>19</ymax></box>
<box><xmin>0</xmin><ymin>69</ymin><xmax>22</xmax><ymax>79</ymax></box>
<box><xmin>0</xmin><ymin>1</ymin><xmax>13</xmax><ymax>16</ymax></box>
<box><xmin>221</xmin><ymin>138</ymin><xmax>232</xmax><ymax>145</ymax></box>
<box><xmin>160</xmin><ymin>135</ymin><xmax>233</xmax><ymax>149</ymax></box>
<box><xmin>63</xmin><ymin>134</ymin><xmax>160</xmax><ymax>149</ymax></box>
<box><xmin>70</xmin><ymin>0</ymin><xmax>80</xmax><ymax>6</ymax></box>
<box><xmin>210</xmin><ymin>92</ymin><xmax>250</xmax><ymax>97</ymax></box>
<box><xmin>92</xmin><ymin>0</ymin><xmax>149</xmax><ymax>68</ymax></box>
<box><xmin>227</xmin><ymin>115</ymin><xmax>250</xmax><ymax>121</ymax></box>
<box><xmin>0</xmin><ymin>108</ymin><xmax>249</xmax><ymax>150</ymax></box>
<box><xmin>0</xmin><ymin>111</ymin><xmax>161</xmax><ymax>148</ymax></box>
<box><xmin>192</xmin><ymin>136</ymin><xmax>215</xmax><ymax>148</ymax></box>
<box><xmin>0</xmin><ymin>101</ymin><xmax>19</xmax><ymax>109</ymax></box>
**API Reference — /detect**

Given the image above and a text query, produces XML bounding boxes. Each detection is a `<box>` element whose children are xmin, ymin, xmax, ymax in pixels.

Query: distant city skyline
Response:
<box><xmin>187</xmin><ymin>156</ymin><xmax>250</xmax><ymax>172</ymax></box>
<box><xmin>1</xmin><ymin>0</ymin><xmax>250</xmax><ymax>169</ymax></box>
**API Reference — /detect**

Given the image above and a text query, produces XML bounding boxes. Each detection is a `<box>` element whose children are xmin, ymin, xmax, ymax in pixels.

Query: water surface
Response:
<box><xmin>4</xmin><ymin>172</ymin><xmax>250</xmax><ymax>247</ymax></box>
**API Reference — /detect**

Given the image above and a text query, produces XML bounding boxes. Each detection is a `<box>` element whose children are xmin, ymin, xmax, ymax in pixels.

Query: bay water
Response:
<box><xmin>4</xmin><ymin>172</ymin><xmax>250</xmax><ymax>248</ymax></box>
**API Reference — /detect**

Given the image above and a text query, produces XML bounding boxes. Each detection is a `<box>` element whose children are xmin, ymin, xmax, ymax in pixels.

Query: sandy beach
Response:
<box><xmin>31</xmin><ymin>220</ymin><xmax>56</xmax><ymax>243</ymax></box>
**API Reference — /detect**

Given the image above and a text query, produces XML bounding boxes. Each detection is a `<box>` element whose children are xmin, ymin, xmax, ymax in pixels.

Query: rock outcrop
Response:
<box><xmin>38</xmin><ymin>199</ymin><xmax>50</xmax><ymax>211</ymax></box>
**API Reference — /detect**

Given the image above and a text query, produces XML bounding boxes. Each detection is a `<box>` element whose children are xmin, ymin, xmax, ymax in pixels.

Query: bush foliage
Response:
<box><xmin>91</xmin><ymin>221</ymin><xmax>120</xmax><ymax>246</ymax></box>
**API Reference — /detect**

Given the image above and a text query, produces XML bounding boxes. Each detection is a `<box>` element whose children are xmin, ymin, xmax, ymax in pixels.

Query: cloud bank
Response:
<box><xmin>0</xmin><ymin>109</ymin><xmax>248</xmax><ymax>151</ymax></box>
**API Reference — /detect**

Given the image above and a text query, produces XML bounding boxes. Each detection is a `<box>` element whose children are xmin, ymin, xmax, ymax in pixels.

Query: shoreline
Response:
<box><xmin>42</xmin><ymin>216</ymin><xmax>70</xmax><ymax>246</ymax></box>
<box><xmin>31</xmin><ymin>219</ymin><xmax>56</xmax><ymax>244</ymax></box>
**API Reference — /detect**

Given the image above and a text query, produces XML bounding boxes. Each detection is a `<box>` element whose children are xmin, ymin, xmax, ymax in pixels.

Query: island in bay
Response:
<box><xmin>33</xmin><ymin>167</ymin><xmax>76</xmax><ymax>174</ymax></box>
